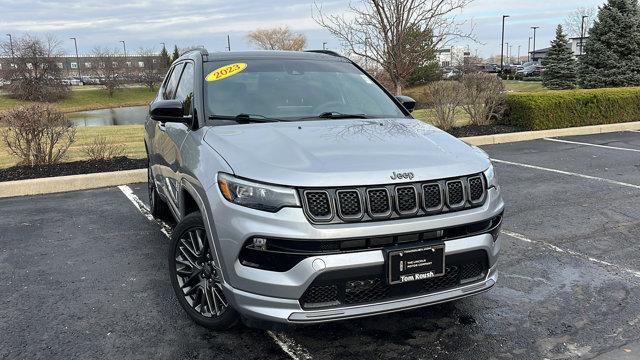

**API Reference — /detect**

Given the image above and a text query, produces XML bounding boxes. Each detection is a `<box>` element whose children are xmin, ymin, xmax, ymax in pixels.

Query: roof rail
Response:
<box><xmin>305</xmin><ymin>50</ymin><xmax>342</xmax><ymax>57</ymax></box>
<box><xmin>180</xmin><ymin>47</ymin><xmax>209</xmax><ymax>57</ymax></box>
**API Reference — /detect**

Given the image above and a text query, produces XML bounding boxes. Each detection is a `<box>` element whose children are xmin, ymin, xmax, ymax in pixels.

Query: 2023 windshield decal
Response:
<box><xmin>205</xmin><ymin>63</ymin><xmax>247</xmax><ymax>82</ymax></box>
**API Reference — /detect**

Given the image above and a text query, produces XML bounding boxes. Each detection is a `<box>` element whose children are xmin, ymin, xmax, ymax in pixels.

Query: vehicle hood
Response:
<box><xmin>203</xmin><ymin>118</ymin><xmax>490</xmax><ymax>187</ymax></box>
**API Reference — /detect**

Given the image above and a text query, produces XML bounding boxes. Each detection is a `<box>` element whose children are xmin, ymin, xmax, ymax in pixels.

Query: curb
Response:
<box><xmin>0</xmin><ymin>169</ymin><xmax>146</xmax><ymax>198</ymax></box>
<box><xmin>460</xmin><ymin>121</ymin><xmax>640</xmax><ymax>146</ymax></box>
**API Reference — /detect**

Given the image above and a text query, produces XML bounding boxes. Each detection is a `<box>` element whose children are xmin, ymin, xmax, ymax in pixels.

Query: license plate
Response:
<box><xmin>387</xmin><ymin>245</ymin><xmax>445</xmax><ymax>285</ymax></box>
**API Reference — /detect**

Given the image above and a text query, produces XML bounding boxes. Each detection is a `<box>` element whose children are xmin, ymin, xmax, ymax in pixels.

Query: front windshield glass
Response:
<box><xmin>203</xmin><ymin>58</ymin><xmax>406</xmax><ymax>121</ymax></box>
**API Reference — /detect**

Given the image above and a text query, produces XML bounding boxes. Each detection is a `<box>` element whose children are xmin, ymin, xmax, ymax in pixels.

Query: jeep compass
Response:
<box><xmin>144</xmin><ymin>49</ymin><xmax>504</xmax><ymax>329</ymax></box>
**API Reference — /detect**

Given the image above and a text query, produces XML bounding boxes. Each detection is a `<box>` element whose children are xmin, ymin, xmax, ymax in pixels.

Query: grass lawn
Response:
<box><xmin>0</xmin><ymin>87</ymin><xmax>156</xmax><ymax>113</ymax></box>
<box><xmin>0</xmin><ymin>125</ymin><xmax>146</xmax><ymax>169</ymax></box>
<box><xmin>412</xmin><ymin>108</ymin><xmax>470</xmax><ymax>127</ymax></box>
<box><xmin>503</xmin><ymin>80</ymin><xmax>547</xmax><ymax>93</ymax></box>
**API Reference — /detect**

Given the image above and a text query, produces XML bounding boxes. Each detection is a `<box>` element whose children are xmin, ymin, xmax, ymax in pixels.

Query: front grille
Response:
<box><xmin>446</xmin><ymin>180</ymin><xmax>465</xmax><ymax>207</ymax></box>
<box><xmin>422</xmin><ymin>183</ymin><xmax>442</xmax><ymax>210</ymax></box>
<box><xmin>468</xmin><ymin>176</ymin><xmax>485</xmax><ymax>203</ymax></box>
<box><xmin>300</xmin><ymin>173</ymin><xmax>486</xmax><ymax>224</ymax></box>
<box><xmin>367</xmin><ymin>188</ymin><xmax>391</xmax><ymax>216</ymax></box>
<box><xmin>337</xmin><ymin>190</ymin><xmax>362</xmax><ymax>219</ymax></box>
<box><xmin>303</xmin><ymin>191</ymin><xmax>332</xmax><ymax>221</ymax></box>
<box><xmin>300</xmin><ymin>252</ymin><xmax>489</xmax><ymax>309</ymax></box>
<box><xmin>396</xmin><ymin>186</ymin><xmax>418</xmax><ymax>214</ymax></box>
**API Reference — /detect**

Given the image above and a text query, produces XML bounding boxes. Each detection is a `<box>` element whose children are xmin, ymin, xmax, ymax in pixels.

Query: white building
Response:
<box><xmin>436</xmin><ymin>47</ymin><xmax>468</xmax><ymax>67</ymax></box>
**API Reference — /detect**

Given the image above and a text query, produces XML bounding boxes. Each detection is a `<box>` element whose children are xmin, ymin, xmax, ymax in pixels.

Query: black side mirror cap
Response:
<box><xmin>150</xmin><ymin>100</ymin><xmax>192</xmax><ymax>123</ymax></box>
<box><xmin>395</xmin><ymin>95</ymin><xmax>416</xmax><ymax>113</ymax></box>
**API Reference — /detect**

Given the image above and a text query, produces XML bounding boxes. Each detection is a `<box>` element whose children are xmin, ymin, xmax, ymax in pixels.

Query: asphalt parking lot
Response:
<box><xmin>1</xmin><ymin>131</ymin><xmax>639</xmax><ymax>360</ymax></box>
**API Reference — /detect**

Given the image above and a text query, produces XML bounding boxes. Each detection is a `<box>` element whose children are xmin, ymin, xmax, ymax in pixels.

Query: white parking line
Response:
<box><xmin>491</xmin><ymin>159</ymin><xmax>640</xmax><ymax>190</ymax></box>
<box><xmin>544</xmin><ymin>137</ymin><xmax>640</xmax><ymax>152</ymax></box>
<box><xmin>501</xmin><ymin>230</ymin><xmax>640</xmax><ymax>279</ymax></box>
<box><xmin>117</xmin><ymin>185</ymin><xmax>311</xmax><ymax>360</ymax></box>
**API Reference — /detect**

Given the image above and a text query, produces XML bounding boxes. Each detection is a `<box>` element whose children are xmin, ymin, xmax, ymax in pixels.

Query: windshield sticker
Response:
<box><xmin>206</xmin><ymin>63</ymin><xmax>247</xmax><ymax>82</ymax></box>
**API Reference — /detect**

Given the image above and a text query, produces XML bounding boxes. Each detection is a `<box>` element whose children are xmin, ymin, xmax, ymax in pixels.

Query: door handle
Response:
<box><xmin>159</xmin><ymin>122</ymin><xmax>167</xmax><ymax>131</ymax></box>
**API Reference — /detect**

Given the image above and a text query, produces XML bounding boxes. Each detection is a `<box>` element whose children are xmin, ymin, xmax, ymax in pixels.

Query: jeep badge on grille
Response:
<box><xmin>390</xmin><ymin>171</ymin><xmax>415</xmax><ymax>180</ymax></box>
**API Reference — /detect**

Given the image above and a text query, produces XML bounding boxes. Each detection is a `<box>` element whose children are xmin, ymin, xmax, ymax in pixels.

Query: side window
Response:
<box><xmin>163</xmin><ymin>63</ymin><xmax>184</xmax><ymax>100</ymax></box>
<box><xmin>174</xmin><ymin>62</ymin><xmax>194</xmax><ymax>115</ymax></box>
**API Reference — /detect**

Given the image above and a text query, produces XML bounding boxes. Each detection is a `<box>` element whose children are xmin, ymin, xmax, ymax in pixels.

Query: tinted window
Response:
<box><xmin>203</xmin><ymin>59</ymin><xmax>405</xmax><ymax>121</ymax></box>
<box><xmin>163</xmin><ymin>63</ymin><xmax>184</xmax><ymax>100</ymax></box>
<box><xmin>175</xmin><ymin>62</ymin><xmax>194</xmax><ymax>115</ymax></box>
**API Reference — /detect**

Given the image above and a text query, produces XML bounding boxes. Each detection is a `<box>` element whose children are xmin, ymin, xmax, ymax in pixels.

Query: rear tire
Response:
<box><xmin>169</xmin><ymin>212</ymin><xmax>239</xmax><ymax>330</ymax></box>
<box><xmin>147</xmin><ymin>160</ymin><xmax>172</xmax><ymax>221</ymax></box>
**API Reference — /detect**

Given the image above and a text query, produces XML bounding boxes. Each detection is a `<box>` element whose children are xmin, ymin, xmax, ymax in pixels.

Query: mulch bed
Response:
<box><xmin>446</xmin><ymin>124</ymin><xmax>522</xmax><ymax>137</ymax></box>
<box><xmin>0</xmin><ymin>157</ymin><xmax>146</xmax><ymax>182</ymax></box>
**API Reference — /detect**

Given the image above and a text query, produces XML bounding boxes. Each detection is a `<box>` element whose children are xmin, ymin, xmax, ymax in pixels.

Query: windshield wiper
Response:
<box><xmin>298</xmin><ymin>112</ymin><xmax>370</xmax><ymax>120</ymax></box>
<box><xmin>208</xmin><ymin>113</ymin><xmax>282</xmax><ymax>123</ymax></box>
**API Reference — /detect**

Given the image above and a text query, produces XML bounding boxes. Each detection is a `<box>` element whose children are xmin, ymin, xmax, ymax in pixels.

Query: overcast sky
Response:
<box><xmin>0</xmin><ymin>0</ymin><xmax>606</xmax><ymax>59</ymax></box>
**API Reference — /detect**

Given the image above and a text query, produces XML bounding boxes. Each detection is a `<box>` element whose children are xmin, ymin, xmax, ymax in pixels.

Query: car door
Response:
<box><xmin>151</xmin><ymin>62</ymin><xmax>187</xmax><ymax>212</ymax></box>
<box><xmin>159</xmin><ymin>61</ymin><xmax>195</xmax><ymax>215</ymax></box>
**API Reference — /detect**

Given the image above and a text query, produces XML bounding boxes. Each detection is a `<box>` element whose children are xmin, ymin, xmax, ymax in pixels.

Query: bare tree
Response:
<box><xmin>0</xmin><ymin>34</ymin><xmax>69</xmax><ymax>101</ymax></box>
<box><xmin>314</xmin><ymin>0</ymin><xmax>475</xmax><ymax>95</ymax></box>
<box><xmin>460</xmin><ymin>73</ymin><xmax>506</xmax><ymax>126</ymax></box>
<box><xmin>564</xmin><ymin>7</ymin><xmax>596</xmax><ymax>37</ymax></box>
<box><xmin>137</xmin><ymin>48</ymin><xmax>165</xmax><ymax>91</ymax></box>
<box><xmin>423</xmin><ymin>81</ymin><xmax>465</xmax><ymax>130</ymax></box>
<box><xmin>0</xmin><ymin>104</ymin><xmax>76</xmax><ymax>166</ymax></box>
<box><xmin>246</xmin><ymin>26</ymin><xmax>307</xmax><ymax>51</ymax></box>
<box><xmin>90</xmin><ymin>47</ymin><xmax>123</xmax><ymax>97</ymax></box>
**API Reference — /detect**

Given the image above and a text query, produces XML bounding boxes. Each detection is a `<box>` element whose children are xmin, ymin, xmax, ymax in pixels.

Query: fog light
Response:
<box><xmin>252</xmin><ymin>237</ymin><xmax>267</xmax><ymax>250</ymax></box>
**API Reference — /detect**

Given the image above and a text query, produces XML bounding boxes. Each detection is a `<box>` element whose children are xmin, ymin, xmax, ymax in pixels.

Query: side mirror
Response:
<box><xmin>150</xmin><ymin>100</ymin><xmax>191</xmax><ymax>123</ymax></box>
<box><xmin>395</xmin><ymin>95</ymin><xmax>416</xmax><ymax>113</ymax></box>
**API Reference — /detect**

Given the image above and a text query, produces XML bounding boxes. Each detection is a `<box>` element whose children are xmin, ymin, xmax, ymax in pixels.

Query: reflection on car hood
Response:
<box><xmin>203</xmin><ymin>118</ymin><xmax>490</xmax><ymax>187</ymax></box>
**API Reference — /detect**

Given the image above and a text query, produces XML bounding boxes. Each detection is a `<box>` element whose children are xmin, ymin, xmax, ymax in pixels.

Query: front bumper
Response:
<box><xmin>226</xmin><ymin>262</ymin><xmax>498</xmax><ymax>324</ymax></box>
<box><xmin>205</xmin><ymin>185</ymin><xmax>504</xmax><ymax>323</ymax></box>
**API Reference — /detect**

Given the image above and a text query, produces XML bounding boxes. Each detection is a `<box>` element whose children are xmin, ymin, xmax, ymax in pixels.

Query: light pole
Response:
<box><xmin>509</xmin><ymin>44</ymin><xmax>513</xmax><ymax>64</ymax></box>
<box><xmin>517</xmin><ymin>45</ymin><xmax>521</xmax><ymax>64</ymax></box>
<box><xmin>6</xmin><ymin>34</ymin><xmax>13</xmax><ymax>59</ymax></box>
<box><xmin>531</xmin><ymin>26</ymin><xmax>539</xmax><ymax>62</ymax></box>
<box><xmin>500</xmin><ymin>15</ymin><xmax>510</xmax><ymax>72</ymax></box>
<box><xmin>528</xmin><ymin>37</ymin><xmax>532</xmax><ymax>62</ymax></box>
<box><xmin>505</xmin><ymin>42</ymin><xmax>509</xmax><ymax>65</ymax></box>
<box><xmin>322</xmin><ymin>42</ymin><xmax>327</xmax><ymax>50</ymax></box>
<box><xmin>160</xmin><ymin>42</ymin><xmax>165</xmax><ymax>50</ymax></box>
<box><xmin>226</xmin><ymin>35</ymin><xmax>231</xmax><ymax>51</ymax></box>
<box><xmin>70</xmin><ymin>37</ymin><xmax>81</xmax><ymax>79</ymax></box>
<box><xmin>580</xmin><ymin>15</ymin><xmax>588</xmax><ymax>56</ymax></box>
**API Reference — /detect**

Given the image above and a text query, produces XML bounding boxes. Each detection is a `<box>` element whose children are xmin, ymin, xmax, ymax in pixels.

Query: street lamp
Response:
<box><xmin>500</xmin><ymin>15</ymin><xmax>510</xmax><ymax>72</ymax></box>
<box><xmin>528</xmin><ymin>37</ymin><xmax>532</xmax><ymax>62</ymax></box>
<box><xmin>6</xmin><ymin>34</ymin><xmax>13</xmax><ymax>58</ymax></box>
<box><xmin>119</xmin><ymin>40</ymin><xmax>127</xmax><ymax>58</ymax></box>
<box><xmin>531</xmin><ymin>26</ymin><xmax>539</xmax><ymax>62</ymax></box>
<box><xmin>517</xmin><ymin>45</ymin><xmax>521</xmax><ymax>64</ymax></box>
<box><xmin>580</xmin><ymin>15</ymin><xmax>588</xmax><ymax>56</ymax></box>
<box><xmin>505</xmin><ymin>42</ymin><xmax>509</xmax><ymax>65</ymax></box>
<box><xmin>322</xmin><ymin>42</ymin><xmax>327</xmax><ymax>50</ymax></box>
<box><xmin>70</xmin><ymin>37</ymin><xmax>81</xmax><ymax>79</ymax></box>
<box><xmin>160</xmin><ymin>42</ymin><xmax>166</xmax><ymax>50</ymax></box>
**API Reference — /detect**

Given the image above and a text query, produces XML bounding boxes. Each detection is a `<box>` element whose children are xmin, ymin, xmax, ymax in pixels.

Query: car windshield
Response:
<box><xmin>203</xmin><ymin>58</ymin><xmax>406</xmax><ymax>122</ymax></box>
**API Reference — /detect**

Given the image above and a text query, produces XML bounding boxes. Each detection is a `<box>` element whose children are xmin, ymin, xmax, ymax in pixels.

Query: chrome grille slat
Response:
<box><xmin>301</xmin><ymin>174</ymin><xmax>486</xmax><ymax>224</ymax></box>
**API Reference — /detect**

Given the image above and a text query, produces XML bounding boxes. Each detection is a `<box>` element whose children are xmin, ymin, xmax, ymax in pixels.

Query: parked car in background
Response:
<box><xmin>442</xmin><ymin>67</ymin><xmax>462</xmax><ymax>79</ymax></box>
<box><xmin>62</xmin><ymin>77</ymin><xmax>84</xmax><ymax>86</ymax></box>
<box><xmin>515</xmin><ymin>65</ymin><xmax>544</xmax><ymax>78</ymax></box>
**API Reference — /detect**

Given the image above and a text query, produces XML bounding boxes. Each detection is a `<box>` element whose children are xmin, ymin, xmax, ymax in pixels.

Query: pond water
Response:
<box><xmin>68</xmin><ymin>106</ymin><xmax>148</xmax><ymax>126</ymax></box>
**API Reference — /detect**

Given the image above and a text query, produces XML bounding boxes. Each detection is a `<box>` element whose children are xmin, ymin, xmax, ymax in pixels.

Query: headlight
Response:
<box><xmin>483</xmin><ymin>164</ymin><xmax>498</xmax><ymax>189</ymax></box>
<box><xmin>217</xmin><ymin>173</ymin><xmax>300</xmax><ymax>212</ymax></box>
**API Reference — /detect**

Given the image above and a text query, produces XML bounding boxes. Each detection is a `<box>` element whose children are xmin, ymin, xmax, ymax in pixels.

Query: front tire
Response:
<box><xmin>169</xmin><ymin>212</ymin><xmax>239</xmax><ymax>330</ymax></box>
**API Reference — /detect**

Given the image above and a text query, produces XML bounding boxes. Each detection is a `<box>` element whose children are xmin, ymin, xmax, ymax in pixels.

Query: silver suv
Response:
<box><xmin>145</xmin><ymin>49</ymin><xmax>504</xmax><ymax>329</ymax></box>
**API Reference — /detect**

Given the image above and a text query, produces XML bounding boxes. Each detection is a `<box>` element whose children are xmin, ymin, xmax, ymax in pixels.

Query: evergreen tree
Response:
<box><xmin>542</xmin><ymin>25</ymin><xmax>577</xmax><ymax>89</ymax></box>
<box><xmin>579</xmin><ymin>0</ymin><xmax>640</xmax><ymax>88</ymax></box>
<box><xmin>159</xmin><ymin>46</ymin><xmax>171</xmax><ymax>68</ymax></box>
<box><xmin>171</xmin><ymin>45</ymin><xmax>180</xmax><ymax>63</ymax></box>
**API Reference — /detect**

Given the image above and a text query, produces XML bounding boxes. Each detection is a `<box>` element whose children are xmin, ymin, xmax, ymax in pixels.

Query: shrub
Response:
<box><xmin>0</xmin><ymin>105</ymin><xmax>76</xmax><ymax>166</ymax></box>
<box><xmin>502</xmin><ymin>87</ymin><xmax>640</xmax><ymax>130</ymax></box>
<box><xmin>460</xmin><ymin>73</ymin><xmax>506</xmax><ymax>126</ymax></box>
<box><xmin>82</xmin><ymin>136</ymin><xmax>125</xmax><ymax>161</ymax></box>
<box><xmin>422</xmin><ymin>81</ymin><xmax>465</xmax><ymax>130</ymax></box>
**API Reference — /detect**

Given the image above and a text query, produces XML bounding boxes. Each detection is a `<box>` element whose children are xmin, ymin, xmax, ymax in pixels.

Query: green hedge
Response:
<box><xmin>502</xmin><ymin>87</ymin><xmax>640</xmax><ymax>130</ymax></box>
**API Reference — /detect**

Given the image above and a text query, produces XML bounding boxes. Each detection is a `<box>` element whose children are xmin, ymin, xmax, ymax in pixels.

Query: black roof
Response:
<box><xmin>204</xmin><ymin>50</ymin><xmax>350</xmax><ymax>62</ymax></box>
